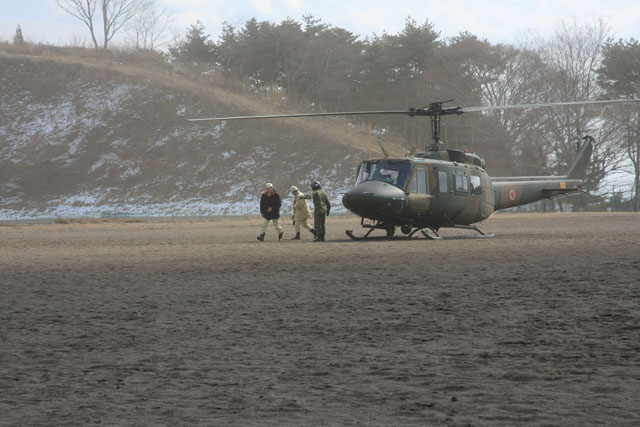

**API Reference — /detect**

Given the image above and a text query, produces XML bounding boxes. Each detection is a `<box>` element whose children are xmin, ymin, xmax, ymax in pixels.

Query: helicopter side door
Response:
<box><xmin>407</xmin><ymin>166</ymin><xmax>430</xmax><ymax>220</ymax></box>
<box><xmin>430</xmin><ymin>166</ymin><xmax>452</xmax><ymax>223</ymax></box>
<box><xmin>470</xmin><ymin>171</ymin><xmax>494</xmax><ymax>222</ymax></box>
<box><xmin>450</xmin><ymin>170</ymin><xmax>474</xmax><ymax>224</ymax></box>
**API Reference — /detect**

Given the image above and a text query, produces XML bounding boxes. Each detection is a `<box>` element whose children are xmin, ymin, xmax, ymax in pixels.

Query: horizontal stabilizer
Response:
<box><xmin>542</xmin><ymin>188</ymin><xmax>581</xmax><ymax>198</ymax></box>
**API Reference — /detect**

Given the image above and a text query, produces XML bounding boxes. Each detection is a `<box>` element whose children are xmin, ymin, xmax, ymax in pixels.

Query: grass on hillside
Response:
<box><xmin>1</xmin><ymin>41</ymin><xmax>406</xmax><ymax>156</ymax></box>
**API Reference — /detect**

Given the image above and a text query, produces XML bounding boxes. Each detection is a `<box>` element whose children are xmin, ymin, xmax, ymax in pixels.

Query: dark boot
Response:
<box><xmin>310</xmin><ymin>228</ymin><xmax>317</xmax><ymax>238</ymax></box>
<box><xmin>291</xmin><ymin>232</ymin><xmax>301</xmax><ymax>240</ymax></box>
<box><xmin>257</xmin><ymin>233</ymin><xmax>265</xmax><ymax>241</ymax></box>
<box><xmin>278</xmin><ymin>231</ymin><xmax>284</xmax><ymax>241</ymax></box>
<box><xmin>314</xmin><ymin>233</ymin><xmax>325</xmax><ymax>242</ymax></box>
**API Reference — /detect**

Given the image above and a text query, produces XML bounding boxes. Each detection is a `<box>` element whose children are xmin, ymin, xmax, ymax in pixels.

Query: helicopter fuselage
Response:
<box><xmin>342</xmin><ymin>139</ymin><xmax>591</xmax><ymax>233</ymax></box>
<box><xmin>342</xmin><ymin>152</ymin><xmax>493</xmax><ymax>230</ymax></box>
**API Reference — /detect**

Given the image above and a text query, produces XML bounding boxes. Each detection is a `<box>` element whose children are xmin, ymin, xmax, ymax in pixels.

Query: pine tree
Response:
<box><xmin>13</xmin><ymin>24</ymin><xmax>25</xmax><ymax>45</ymax></box>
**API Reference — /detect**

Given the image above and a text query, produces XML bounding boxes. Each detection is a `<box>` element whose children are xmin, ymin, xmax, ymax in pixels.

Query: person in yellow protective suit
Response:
<box><xmin>290</xmin><ymin>185</ymin><xmax>316</xmax><ymax>240</ymax></box>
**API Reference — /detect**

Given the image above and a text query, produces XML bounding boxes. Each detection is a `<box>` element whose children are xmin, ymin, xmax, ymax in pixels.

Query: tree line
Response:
<box><xmin>168</xmin><ymin>16</ymin><xmax>639</xmax><ymax>210</ymax></box>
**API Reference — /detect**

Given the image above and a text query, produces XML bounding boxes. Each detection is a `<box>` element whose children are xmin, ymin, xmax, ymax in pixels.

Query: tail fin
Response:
<box><xmin>566</xmin><ymin>136</ymin><xmax>593</xmax><ymax>179</ymax></box>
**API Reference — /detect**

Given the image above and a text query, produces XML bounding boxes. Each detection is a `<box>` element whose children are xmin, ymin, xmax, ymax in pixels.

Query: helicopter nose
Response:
<box><xmin>342</xmin><ymin>180</ymin><xmax>407</xmax><ymax>218</ymax></box>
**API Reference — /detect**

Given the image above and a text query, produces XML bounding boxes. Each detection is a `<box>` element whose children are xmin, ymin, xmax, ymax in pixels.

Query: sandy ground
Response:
<box><xmin>1</xmin><ymin>212</ymin><xmax>639</xmax><ymax>426</ymax></box>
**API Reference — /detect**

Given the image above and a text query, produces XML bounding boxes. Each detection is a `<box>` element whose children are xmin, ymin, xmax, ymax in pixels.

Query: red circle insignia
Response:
<box><xmin>509</xmin><ymin>189</ymin><xmax>516</xmax><ymax>201</ymax></box>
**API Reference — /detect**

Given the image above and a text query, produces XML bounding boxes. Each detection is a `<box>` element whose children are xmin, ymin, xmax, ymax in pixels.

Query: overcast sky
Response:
<box><xmin>1</xmin><ymin>0</ymin><xmax>639</xmax><ymax>47</ymax></box>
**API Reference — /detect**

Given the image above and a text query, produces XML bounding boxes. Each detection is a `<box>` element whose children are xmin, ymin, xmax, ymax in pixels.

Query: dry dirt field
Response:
<box><xmin>1</xmin><ymin>212</ymin><xmax>639</xmax><ymax>426</ymax></box>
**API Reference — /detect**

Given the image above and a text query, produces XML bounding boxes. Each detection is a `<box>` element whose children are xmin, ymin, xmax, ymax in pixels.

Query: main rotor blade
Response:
<box><xmin>461</xmin><ymin>98</ymin><xmax>640</xmax><ymax>113</ymax></box>
<box><xmin>188</xmin><ymin>110</ymin><xmax>409</xmax><ymax>122</ymax></box>
<box><xmin>188</xmin><ymin>98</ymin><xmax>640</xmax><ymax>122</ymax></box>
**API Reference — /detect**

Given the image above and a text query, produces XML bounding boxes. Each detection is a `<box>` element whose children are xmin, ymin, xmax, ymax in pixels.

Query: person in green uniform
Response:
<box><xmin>303</xmin><ymin>181</ymin><xmax>330</xmax><ymax>242</ymax></box>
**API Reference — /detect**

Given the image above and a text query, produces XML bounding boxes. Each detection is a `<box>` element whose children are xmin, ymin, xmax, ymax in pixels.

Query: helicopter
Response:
<box><xmin>189</xmin><ymin>99</ymin><xmax>639</xmax><ymax>240</ymax></box>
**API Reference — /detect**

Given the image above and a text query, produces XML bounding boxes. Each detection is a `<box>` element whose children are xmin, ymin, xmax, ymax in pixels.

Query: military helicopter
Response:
<box><xmin>189</xmin><ymin>99</ymin><xmax>638</xmax><ymax>240</ymax></box>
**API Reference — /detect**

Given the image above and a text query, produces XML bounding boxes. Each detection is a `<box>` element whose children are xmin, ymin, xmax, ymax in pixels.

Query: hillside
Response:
<box><xmin>1</xmin><ymin>48</ymin><xmax>393</xmax><ymax>219</ymax></box>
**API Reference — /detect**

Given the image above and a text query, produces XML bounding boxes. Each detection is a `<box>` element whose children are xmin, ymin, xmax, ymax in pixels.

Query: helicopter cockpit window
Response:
<box><xmin>356</xmin><ymin>162</ymin><xmax>375</xmax><ymax>184</ymax></box>
<box><xmin>359</xmin><ymin>159</ymin><xmax>412</xmax><ymax>189</ymax></box>
<box><xmin>470</xmin><ymin>175</ymin><xmax>482</xmax><ymax>196</ymax></box>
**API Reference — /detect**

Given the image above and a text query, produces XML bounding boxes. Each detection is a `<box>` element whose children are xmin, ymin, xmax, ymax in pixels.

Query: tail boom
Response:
<box><xmin>491</xmin><ymin>136</ymin><xmax>593</xmax><ymax>211</ymax></box>
<box><xmin>492</xmin><ymin>178</ymin><xmax>582</xmax><ymax>210</ymax></box>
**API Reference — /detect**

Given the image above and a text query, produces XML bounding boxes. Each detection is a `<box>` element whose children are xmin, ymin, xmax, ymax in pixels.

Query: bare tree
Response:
<box><xmin>128</xmin><ymin>0</ymin><xmax>173</xmax><ymax>50</ymax></box>
<box><xmin>524</xmin><ymin>18</ymin><xmax>625</xmax><ymax>204</ymax></box>
<box><xmin>56</xmin><ymin>0</ymin><xmax>143</xmax><ymax>49</ymax></box>
<box><xmin>56</xmin><ymin>0</ymin><xmax>100</xmax><ymax>49</ymax></box>
<box><xmin>599</xmin><ymin>39</ymin><xmax>640</xmax><ymax>210</ymax></box>
<box><xmin>100</xmin><ymin>0</ymin><xmax>143</xmax><ymax>49</ymax></box>
<box><xmin>447</xmin><ymin>35</ymin><xmax>551</xmax><ymax>174</ymax></box>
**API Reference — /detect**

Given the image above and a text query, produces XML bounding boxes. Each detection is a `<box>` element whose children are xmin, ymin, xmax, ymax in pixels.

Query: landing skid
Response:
<box><xmin>345</xmin><ymin>229</ymin><xmax>414</xmax><ymax>241</ymax></box>
<box><xmin>345</xmin><ymin>219</ymin><xmax>399</xmax><ymax>241</ymax></box>
<box><xmin>345</xmin><ymin>220</ymin><xmax>494</xmax><ymax>241</ymax></box>
<box><xmin>345</xmin><ymin>228</ymin><xmax>376</xmax><ymax>240</ymax></box>
<box><xmin>421</xmin><ymin>224</ymin><xmax>495</xmax><ymax>240</ymax></box>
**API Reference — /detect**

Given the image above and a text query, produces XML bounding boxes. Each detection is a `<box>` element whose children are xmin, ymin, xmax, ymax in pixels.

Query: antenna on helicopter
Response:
<box><xmin>377</xmin><ymin>140</ymin><xmax>391</xmax><ymax>158</ymax></box>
